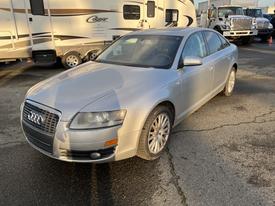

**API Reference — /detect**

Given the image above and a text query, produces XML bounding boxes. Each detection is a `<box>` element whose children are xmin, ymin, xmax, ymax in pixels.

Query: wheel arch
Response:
<box><xmin>62</xmin><ymin>50</ymin><xmax>82</xmax><ymax>58</ymax></box>
<box><xmin>156</xmin><ymin>101</ymin><xmax>176</xmax><ymax>125</ymax></box>
<box><xmin>142</xmin><ymin>99</ymin><xmax>176</xmax><ymax>129</ymax></box>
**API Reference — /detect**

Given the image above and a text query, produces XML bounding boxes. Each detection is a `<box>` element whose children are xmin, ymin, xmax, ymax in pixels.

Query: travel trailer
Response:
<box><xmin>0</xmin><ymin>0</ymin><xmax>197</xmax><ymax>68</ymax></box>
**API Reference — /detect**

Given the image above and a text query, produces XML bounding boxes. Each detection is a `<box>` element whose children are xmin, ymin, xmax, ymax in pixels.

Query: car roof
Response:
<box><xmin>127</xmin><ymin>27</ymin><xmax>212</xmax><ymax>37</ymax></box>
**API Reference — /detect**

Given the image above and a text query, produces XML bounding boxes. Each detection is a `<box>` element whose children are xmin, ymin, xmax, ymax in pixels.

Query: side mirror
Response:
<box><xmin>225</xmin><ymin>13</ymin><xmax>229</xmax><ymax>19</ymax></box>
<box><xmin>183</xmin><ymin>56</ymin><xmax>203</xmax><ymax>67</ymax></box>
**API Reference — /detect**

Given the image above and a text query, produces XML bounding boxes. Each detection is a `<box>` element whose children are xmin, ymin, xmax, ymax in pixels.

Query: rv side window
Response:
<box><xmin>30</xmin><ymin>0</ymin><xmax>45</xmax><ymax>15</ymax></box>
<box><xmin>123</xmin><ymin>5</ymin><xmax>140</xmax><ymax>20</ymax></box>
<box><xmin>147</xmin><ymin>1</ymin><xmax>155</xmax><ymax>18</ymax></box>
<box><xmin>166</xmin><ymin>9</ymin><xmax>179</xmax><ymax>22</ymax></box>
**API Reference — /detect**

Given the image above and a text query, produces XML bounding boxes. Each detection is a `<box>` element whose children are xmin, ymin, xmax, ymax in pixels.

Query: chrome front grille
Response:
<box><xmin>22</xmin><ymin>101</ymin><xmax>60</xmax><ymax>135</ymax></box>
<box><xmin>231</xmin><ymin>18</ymin><xmax>252</xmax><ymax>31</ymax></box>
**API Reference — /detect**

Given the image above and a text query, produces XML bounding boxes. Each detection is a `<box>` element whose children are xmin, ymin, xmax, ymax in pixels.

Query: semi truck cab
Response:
<box><xmin>207</xmin><ymin>5</ymin><xmax>258</xmax><ymax>44</ymax></box>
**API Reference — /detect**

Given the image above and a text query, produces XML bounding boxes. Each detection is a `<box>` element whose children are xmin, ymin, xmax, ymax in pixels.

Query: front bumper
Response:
<box><xmin>257</xmin><ymin>29</ymin><xmax>273</xmax><ymax>36</ymax></box>
<box><xmin>22</xmin><ymin>121</ymin><xmax>119</xmax><ymax>163</ymax></box>
<box><xmin>223</xmin><ymin>30</ymin><xmax>258</xmax><ymax>37</ymax></box>
<box><xmin>21</xmin><ymin>100</ymin><xmax>142</xmax><ymax>163</ymax></box>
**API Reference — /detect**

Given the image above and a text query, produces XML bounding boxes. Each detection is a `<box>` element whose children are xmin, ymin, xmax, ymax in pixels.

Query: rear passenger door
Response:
<box><xmin>203</xmin><ymin>31</ymin><xmax>230</xmax><ymax>91</ymax></box>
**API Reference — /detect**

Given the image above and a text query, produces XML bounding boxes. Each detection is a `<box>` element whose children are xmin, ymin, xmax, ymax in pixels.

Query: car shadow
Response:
<box><xmin>0</xmin><ymin>144</ymin><xmax>160</xmax><ymax>206</ymax></box>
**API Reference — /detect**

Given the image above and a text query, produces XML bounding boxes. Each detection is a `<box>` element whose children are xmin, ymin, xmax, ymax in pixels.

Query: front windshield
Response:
<box><xmin>246</xmin><ymin>9</ymin><xmax>263</xmax><ymax>18</ymax></box>
<box><xmin>95</xmin><ymin>35</ymin><xmax>183</xmax><ymax>69</ymax></box>
<box><xmin>218</xmin><ymin>7</ymin><xmax>244</xmax><ymax>17</ymax></box>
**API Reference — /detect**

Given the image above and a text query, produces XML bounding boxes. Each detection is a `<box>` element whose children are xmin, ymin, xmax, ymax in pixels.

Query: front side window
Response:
<box><xmin>246</xmin><ymin>9</ymin><xmax>263</xmax><ymax>18</ymax></box>
<box><xmin>203</xmin><ymin>31</ymin><xmax>223</xmax><ymax>55</ymax></box>
<box><xmin>123</xmin><ymin>5</ymin><xmax>140</xmax><ymax>20</ymax></box>
<box><xmin>166</xmin><ymin>9</ymin><xmax>179</xmax><ymax>22</ymax></box>
<box><xmin>30</xmin><ymin>0</ymin><xmax>45</xmax><ymax>15</ymax></box>
<box><xmin>182</xmin><ymin>32</ymin><xmax>207</xmax><ymax>59</ymax></box>
<box><xmin>218</xmin><ymin>7</ymin><xmax>244</xmax><ymax>17</ymax></box>
<box><xmin>147</xmin><ymin>1</ymin><xmax>155</xmax><ymax>18</ymax></box>
<box><xmin>96</xmin><ymin>35</ymin><xmax>183</xmax><ymax>69</ymax></box>
<box><xmin>210</xmin><ymin>9</ymin><xmax>217</xmax><ymax>18</ymax></box>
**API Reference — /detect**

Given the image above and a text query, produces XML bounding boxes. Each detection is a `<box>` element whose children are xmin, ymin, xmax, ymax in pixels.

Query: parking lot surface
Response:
<box><xmin>0</xmin><ymin>42</ymin><xmax>275</xmax><ymax>206</ymax></box>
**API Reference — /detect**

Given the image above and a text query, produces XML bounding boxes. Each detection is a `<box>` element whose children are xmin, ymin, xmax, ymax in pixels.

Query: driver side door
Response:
<box><xmin>177</xmin><ymin>32</ymin><xmax>213</xmax><ymax>120</ymax></box>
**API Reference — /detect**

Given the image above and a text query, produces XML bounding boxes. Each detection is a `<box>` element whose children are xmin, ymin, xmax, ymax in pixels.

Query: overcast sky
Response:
<box><xmin>194</xmin><ymin>0</ymin><xmax>275</xmax><ymax>7</ymax></box>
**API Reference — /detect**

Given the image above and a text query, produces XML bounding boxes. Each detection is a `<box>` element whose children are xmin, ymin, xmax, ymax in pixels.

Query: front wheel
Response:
<box><xmin>260</xmin><ymin>35</ymin><xmax>270</xmax><ymax>42</ymax></box>
<box><xmin>137</xmin><ymin>106</ymin><xmax>173</xmax><ymax>160</ymax></box>
<box><xmin>223</xmin><ymin>68</ymin><xmax>236</xmax><ymax>97</ymax></box>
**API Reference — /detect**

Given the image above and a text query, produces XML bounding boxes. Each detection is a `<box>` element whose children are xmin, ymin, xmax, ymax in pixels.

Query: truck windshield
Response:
<box><xmin>95</xmin><ymin>35</ymin><xmax>183</xmax><ymax>69</ymax></box>
<box><xmin>245</xmin><ymin>9</ymin><xmax>263</xmax><ymax>18</ymax></box>
<box><xmin>218</xmin><ymin>7</ymin><xmax>244</xmax><ymax>17</ymax></box>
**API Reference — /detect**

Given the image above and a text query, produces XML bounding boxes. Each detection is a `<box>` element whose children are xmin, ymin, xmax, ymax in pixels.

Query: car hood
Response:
<box><xmin>256</xmin><ymin>17</ymin><xmax>270</xmax><ymax>23</ymax></box>
<box><xmin>26</xmin><ymin>62</ymin><xmax>171</xmax><ymax>121</ymax></box>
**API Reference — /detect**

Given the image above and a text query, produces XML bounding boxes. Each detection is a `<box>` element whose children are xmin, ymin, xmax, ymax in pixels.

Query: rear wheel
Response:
<box><xmin>137</xmin><ymin>106</ymin><xmax>173</xmax><ymax>160</ymax></box>
<box><xmin>86</xmin><ymin>50</ymin><xmax>99</xmax><ymax>61</ymax></box>
<box><xmin>62</xmin><ymin>51</ymin><xmax>82</xmax><ymax>69</ymax></box>
<box><xmin>223</xmin><ymin>68</ymin><xmax>236</xmax><ymax>97</ymax></box>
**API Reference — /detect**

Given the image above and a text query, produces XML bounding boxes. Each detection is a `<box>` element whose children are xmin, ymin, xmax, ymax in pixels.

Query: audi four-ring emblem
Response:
<box><xmin>27</xmin><ymin>111</ymin><xmax>44</xmax><ymax>125</ymax></box>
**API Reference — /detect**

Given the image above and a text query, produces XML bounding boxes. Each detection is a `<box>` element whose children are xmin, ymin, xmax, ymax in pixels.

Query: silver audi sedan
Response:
<box><xmin>21</xmin><ymin>28</ymin><xmax>238</xmax><ymax>163</ymax></box>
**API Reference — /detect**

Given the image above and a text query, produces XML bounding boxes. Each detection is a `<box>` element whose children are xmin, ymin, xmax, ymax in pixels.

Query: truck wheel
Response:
<box><xmin>214</xmin><ymin>26</ymin><xmax>223</xmax><ymax>35</ymax></box>
<box><xmin>241</xmin><ymin>37</ymin><xmax>252</xmax><ymax>45</ymax></box>
<box><xmin>137</xmin><ymin>106</ymin><xmax>173</xmax><ymax>160</ymax></box>
<box><xmin>62</xmin><ymin>51</ymin><xmax>82</xmax><ymax>69</ymax></box>
<box><xmin>260</xmin><ymin>35</ymin><xmax>270</xmax><ymax>42</ymax></box>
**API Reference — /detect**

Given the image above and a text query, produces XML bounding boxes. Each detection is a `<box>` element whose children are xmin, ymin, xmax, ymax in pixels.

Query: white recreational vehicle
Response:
<box><xmin>0</xmin><ymin>0</ymin><xmax>197</xmax><ymax>68</ymax></box>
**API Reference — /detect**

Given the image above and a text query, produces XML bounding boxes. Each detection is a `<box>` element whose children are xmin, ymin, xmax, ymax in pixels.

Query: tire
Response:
<box><xmin>137</xmin><ymin>106</ymin><xmax>173</xmax><ymax>160</ymax></box>
<box><xmin>223</xmin><ymin>68</ymin><xmax>236</xmax><ymax>97</ymax></box>
<box><xmin>61</xmin><ymin>51</ymin><xmax>82</xmax><ymax>69</ymax></box>
<box><xmin>86</xmin><ymin>50</ymin><xmax>98</xmax><ymax>62</ymax></box>
<box><xmin>260</xmin><ymin>35</ymin><xmax>270</xmax><ymax>42</ymax></box>
<box><xmin>214</xmin><ymin>26</ymin><xmax>223</xmax><ymax>35</ymax></box>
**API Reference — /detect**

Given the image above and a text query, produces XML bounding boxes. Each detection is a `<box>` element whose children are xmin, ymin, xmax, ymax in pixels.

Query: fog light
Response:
<box><xmin>104</xmin><ymin>138</ymin><xmax>118</xmax><ymax>147</ymax></box>
<box><xmin>90</xmin><ymin>152</ymin><xmax>101</xmax><ymax>159</ymax></box>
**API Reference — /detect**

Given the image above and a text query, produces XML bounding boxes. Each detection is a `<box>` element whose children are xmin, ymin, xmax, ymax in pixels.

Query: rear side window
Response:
<box><xmin>218</xmin><ymin>34</ymin><xmax>230</xmax><ymax>49</ymax></box>
<box><xmin>203</xmin><ymin>31</ymin><xmax>223</xmax><ymax>55</ymax></box>
<box><xmin>30</xmin><ymin>0</ymin><xmax>45</xmax><ymax>15</ymax></box>
<box><xmin>182</xmin><ymin>32</ymin><xmax>207</xmax><ymax>59</ymax></box>
<box><xmin>147</xmin><ymin>1</ymin><xmax>155</xmax><ymax>18</ymax></box>
<box><xmin>123</xmin><ymin>5</ymin><xmax>140</xmax><ymax>20</ymax></box>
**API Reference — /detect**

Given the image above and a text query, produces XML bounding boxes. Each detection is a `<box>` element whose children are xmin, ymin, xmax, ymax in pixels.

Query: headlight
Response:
<box><xmin>268</xmin><ymin>23</ymin><xmax>273</xmax><ymax>29</ymax></box>
<box><xmin>70</xmin><ymin>110</ymin><xmax>127</xmax><ymax>129</ymax></box>
<box><xmin>251</xmin><ymin>25</ymin><xmax>256</xmax><ymax>30</ymax></box>
<box><xmin>221</xmin><ymin>25</ymin><xmax>230</xmax><ymax>30</ymax></box>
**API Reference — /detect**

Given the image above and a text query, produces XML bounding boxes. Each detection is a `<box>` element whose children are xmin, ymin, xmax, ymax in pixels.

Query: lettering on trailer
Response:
<box><xmin>87</xmin><ymin>15</ymin><xmax>108</xmax><ymax>23</ymax></box>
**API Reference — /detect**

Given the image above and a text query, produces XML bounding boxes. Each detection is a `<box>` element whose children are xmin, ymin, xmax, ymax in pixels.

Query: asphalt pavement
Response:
<box><xmin>0</xmin><ymin>42</ymin><xmax>274</xmax><ymax>206</ymax></box>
